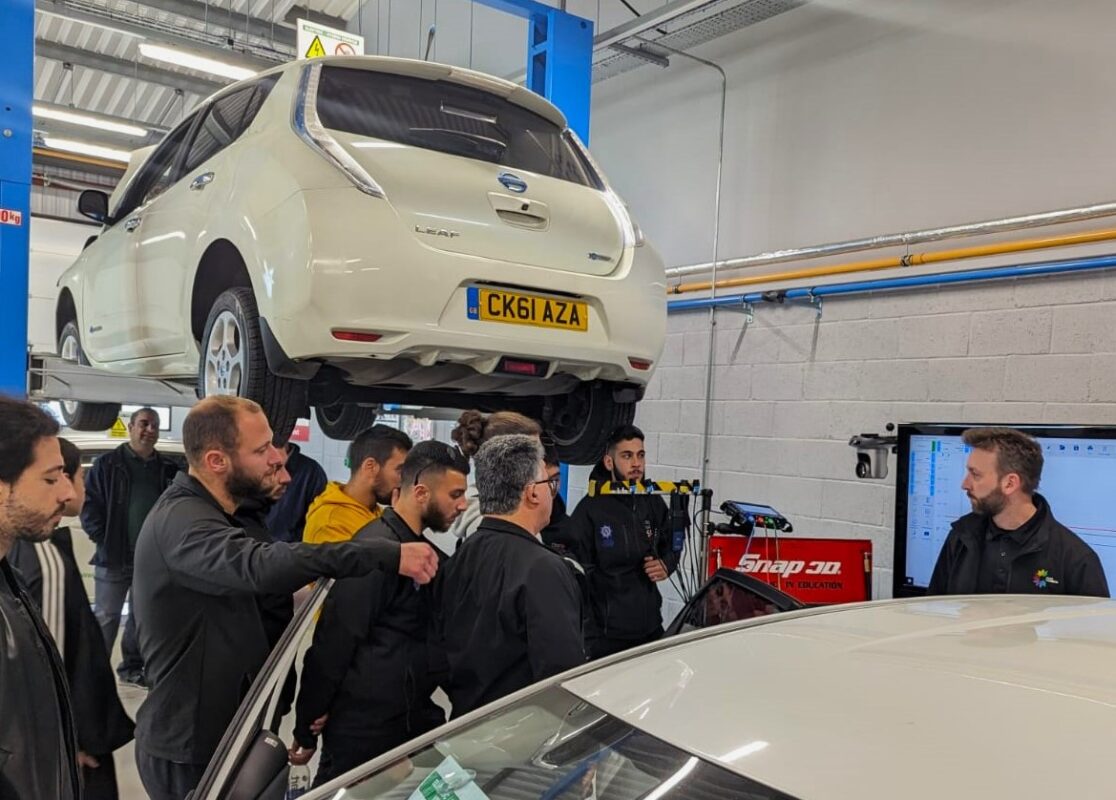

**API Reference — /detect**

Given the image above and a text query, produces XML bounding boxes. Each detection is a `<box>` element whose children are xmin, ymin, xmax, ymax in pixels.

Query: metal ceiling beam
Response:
<box><xmin>136</xmin><ymin>0</ymin><xmax>298</xmax><ymax>48</ymax></box>
<box><xmin>282</xmin><ymin>5</ymin><xmax>350</xmax><ymax>31</ymax></box>
<box><xmin>593</xmin><ymin>0</ymin><xmax>713</xmax><ymax>49</ymax></box>
<box><xmin>35</xmin><ymin>39</ymin><xmax>224</xmax><ymax>100</ymax></box>
<box><xmin>35</xmin><ymin>0</ymin><xmax>288</xmax><ymax>66</ymax></box>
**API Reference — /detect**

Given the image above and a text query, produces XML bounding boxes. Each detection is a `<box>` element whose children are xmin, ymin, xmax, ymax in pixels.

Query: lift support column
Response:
<box><xmin>0</xmin><ymin>0</ymin><xmax>34</xmax><ymax>397</ymax></box>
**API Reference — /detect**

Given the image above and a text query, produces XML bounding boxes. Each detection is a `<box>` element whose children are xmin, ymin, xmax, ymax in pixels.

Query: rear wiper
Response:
<box><xmin>410</xmin><ymin>127</ymin><xmax>508</xmax><ymax>159</ymax></box>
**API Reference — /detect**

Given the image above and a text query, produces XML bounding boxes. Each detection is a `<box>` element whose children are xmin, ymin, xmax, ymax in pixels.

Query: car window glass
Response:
<box><xmin>183</xmin><ymin>75</ymin><xmax>280</xmax><ymax>174</ymax></box>
<box><xmin>316</xmin><ymin>66</ymin><xmax>603</xmax><ymax>189</ymax></box>
<box><xmin>317</xmin><ymin>686</ymin><xmax>797</xmax><ymax>800</ymax></box>
<box><xmin>183</xmin><ymin>87</ymin><xmax>255</xmax><ymax>172</ymax></box>
<box><xmin>673</xmin><ymin>576</ymin><xmax>788</xmax><ymax>634</ymax></box>
<box><xmin>114</xmin><ymin>117</ymin><xmax>196</xmax><ymax>217</ymax></box>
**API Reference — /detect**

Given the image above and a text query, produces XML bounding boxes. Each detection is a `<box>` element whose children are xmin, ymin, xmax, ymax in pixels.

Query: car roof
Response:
<box><xmin>563</xmin><ymin>595</ymin><xmax>1116</xmax><ymax>800</ymax></box>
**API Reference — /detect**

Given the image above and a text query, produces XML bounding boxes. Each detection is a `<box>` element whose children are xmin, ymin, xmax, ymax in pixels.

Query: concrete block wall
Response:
<box><xmin>638</xmin><ymin>269</ymin><xmax>1116</xmax><ymax>597</ymax></box>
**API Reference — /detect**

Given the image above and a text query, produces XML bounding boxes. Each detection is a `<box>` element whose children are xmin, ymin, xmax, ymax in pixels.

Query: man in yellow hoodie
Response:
<box><xmin>304</xmin><ymin>425</ymin><xmax>413</xmax><ymax>544</ymax></box>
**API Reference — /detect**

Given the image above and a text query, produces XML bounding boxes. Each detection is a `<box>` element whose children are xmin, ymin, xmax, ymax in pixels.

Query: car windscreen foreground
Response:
<box><xmin>318</xmin><ymin>686</ymin><xmax>795</xmax><ymax>800</ymax></box>
<box><xmin>316</xmin><ymin>66</ymin><xmax>601</xmax><ymax>188</ymax></box>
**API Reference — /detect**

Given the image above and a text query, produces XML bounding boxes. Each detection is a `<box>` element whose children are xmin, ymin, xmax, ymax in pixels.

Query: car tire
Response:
<box><xmin>198</xmin><ymin>288</ymin><xmax>305</xmax><ymax>444</ymax></box>
<box><xmin>314</xmin><ymin>402</ymin><xmax>378</xmax><ymax>440</ymax></box>
<box><xmin>57</xmin><ymin>321</ymin><xmax>122</xmax><ymax>431</ymax></box>
<box><xmin>547</xmin><ymin>382</ymin><xmax>636</xmax><ymax>465</ymax></box>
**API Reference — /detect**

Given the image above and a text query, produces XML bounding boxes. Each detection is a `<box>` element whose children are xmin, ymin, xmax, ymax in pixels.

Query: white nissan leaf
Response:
<box><xmin>57</xmin><ymin>56</ymin><xmax>666</xmax><ymax>461</ymax></box>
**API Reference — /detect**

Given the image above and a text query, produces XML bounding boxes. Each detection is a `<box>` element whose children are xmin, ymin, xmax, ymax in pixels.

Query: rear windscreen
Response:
<box><xmin>316</xmin><ymin>65</ymin><xmax>602</xmax><ymax>188</ymax></box>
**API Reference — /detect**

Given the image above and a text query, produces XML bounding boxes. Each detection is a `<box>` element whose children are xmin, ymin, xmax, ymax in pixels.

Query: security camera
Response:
<box><xmin>848</xmin><ymin>426</ymin><xmax>897</xmax><ymax>480</ymax></box>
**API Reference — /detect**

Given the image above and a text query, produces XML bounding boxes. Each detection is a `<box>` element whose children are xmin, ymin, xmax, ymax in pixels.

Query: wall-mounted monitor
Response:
<box><xmin>894</xmin><ymin>424</ymin><xmax>1116</xmax><ymax>598</ymax></box>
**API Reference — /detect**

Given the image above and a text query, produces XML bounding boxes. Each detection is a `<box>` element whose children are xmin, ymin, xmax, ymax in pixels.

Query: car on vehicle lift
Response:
<box><xmin>193</xmin><ymin>577</ymin><xmax>1116</xmax><ymax>800</ymax></box>
<box><xmin>56</xmin><ymin>55</ymin><xmax>666</xmax><ymax>463</ymax></box>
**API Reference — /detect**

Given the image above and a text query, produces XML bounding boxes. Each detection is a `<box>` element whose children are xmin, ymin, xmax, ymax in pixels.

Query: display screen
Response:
<box><xmin>894</xmin><ymin>424</ymin><xmax>1116</xmax><ymax>596</ymax></box>
<box><xmin>727</xmin><ymin>502</ymin><xmax>783</xmax><ymax>520</ymax></box>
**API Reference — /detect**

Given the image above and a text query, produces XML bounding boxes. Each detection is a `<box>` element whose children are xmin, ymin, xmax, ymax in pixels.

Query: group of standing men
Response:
<box><xmin>0</xmin><ymin>393</ymin><xmax>682</xmax><ymax>800</ymax></box>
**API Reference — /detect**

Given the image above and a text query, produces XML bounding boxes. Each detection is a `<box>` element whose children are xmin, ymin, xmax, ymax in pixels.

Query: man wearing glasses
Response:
<box><xmin>436</xmin><ymin>434</ymin><xmax>585</xmax><ymax>718</ymax></box>
<box><xmin>289</xmin><ymin>440</ymin><xmax>471</xmax><ymax>786</ymax></box>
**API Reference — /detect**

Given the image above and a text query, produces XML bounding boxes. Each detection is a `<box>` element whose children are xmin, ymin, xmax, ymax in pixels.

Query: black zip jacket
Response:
<box><xmin>132</xmin><ymin>472</ymin><xmax>404</xmax><ymax>765</ymax></box>
<box><xmin>0</xmin><ymin>558</ymin><xmax>81</xmax><ymax>800</ymax></box>
<box><xmin>435</xmin><ymin>517</ymin><xmax>585</xmax><ymax>718</ymax></box>
<box><xmin>294</xmin><ymin>509</ymin><xmax>448</xmax><ymax>749</ymax></box>
<box><xmin>566</xmin><ymin>492</ymin><xmax>679</xmax><ymax>644</ymax></box>
<box><xmin>80</xmin><ymin>444</ymin><xmax>178</xmax><ymax>568</ymax></box>
<box><xmin>8</xmin><ymin>528</ymin><xmax>134</xmax><ymax>757</ymax></box>
<box><xmin>928</xmin><ymin>493</ymin><xmax>1109</xmax><ymax>597</ymax></box>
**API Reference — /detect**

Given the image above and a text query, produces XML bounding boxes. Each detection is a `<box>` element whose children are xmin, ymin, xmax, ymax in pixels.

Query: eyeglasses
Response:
<box><xmin>532</xmin><ymin>475</ymin><xmax>561</xmax><ymax>497</ymax></box>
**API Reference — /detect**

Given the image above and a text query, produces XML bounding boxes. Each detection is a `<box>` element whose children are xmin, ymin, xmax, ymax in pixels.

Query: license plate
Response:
<box><xmin>466</xmin><ymin>287</ymin><xmax>588</xmax><ymax>332</ymax></box>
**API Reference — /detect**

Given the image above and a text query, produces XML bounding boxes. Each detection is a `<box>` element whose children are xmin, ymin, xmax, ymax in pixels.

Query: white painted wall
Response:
<box><xmin>584</xmin><ymin>0</ymin><xmax>1116</xmax><ymax>596</ymax></box>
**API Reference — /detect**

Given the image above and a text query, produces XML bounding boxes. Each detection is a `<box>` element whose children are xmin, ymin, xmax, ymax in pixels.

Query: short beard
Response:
<box><xmin>971</xmin><ymin>487</ymin><xmax>1007</xmax><ymax>517</ymax></box>
<box><xmin>2</xmin><ymin>495</ymin><xmax>61</xmax><ymax>546</ymax></box>
<box><xmin>227</xmin><ymin>460</ymin><xmax>273</xmax><ymax>504</ymax></box>
<box><xmin>422</xmin><ymin>506</ymin><xmax>454</xmax><ymax>533</ymax></box>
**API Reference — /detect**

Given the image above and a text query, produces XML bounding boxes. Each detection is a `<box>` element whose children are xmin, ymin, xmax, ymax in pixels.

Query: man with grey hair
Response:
<box><xmin>436</xmin><ymin>434</ymin><xmax>584</xmax><ymax>717</ymax></box>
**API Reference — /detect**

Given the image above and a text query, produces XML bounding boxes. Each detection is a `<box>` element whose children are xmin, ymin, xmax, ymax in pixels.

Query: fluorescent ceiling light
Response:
<box><xmin>139</xmin><ymin>43</ymin><xmax>256</xmax><ymax>82</ymax></box>
<box><xmin>33</xmin><ymin>105</ymin><xmax>147</xmax><ymax>138</ymax></box>
<box><xmin>42</xmin><ymin>137</ymin><xmax>132</xmax><ymax>163</ymax></box>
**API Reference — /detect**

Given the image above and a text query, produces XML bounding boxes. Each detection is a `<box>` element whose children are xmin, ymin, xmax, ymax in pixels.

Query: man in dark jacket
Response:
<box><xmin>0</xmin><ymin>396</ymin><xmax>81</xmax><ymax>800</ymax></box>
<box><xmin>9</xmin><ymin>437</ymin><xmax>134</xmax><ymax>800</ymax></box>
<box><xmin>81</xmin><ymin>407</ymin><xmax>178</xmax><ymax>685</ymax></box>
<box><xmin>928</xmin><ymin>427</ymin><xmax>1109</xmax><ymax>597</ymax></box>
<box><xmin>131</xmin><ymin>396</ymin><xmax>440</xmax><ymax>800</ymax></box>
<box><xmin>290</xmin><ymin>441</ymin><xmax>470</xmax><ymax>785</ymax></box>
<box><xmin>265</xmin><ymin>442</ymin><xmax>326</xmax><ymax>543</ymax></box>
<box><xmin>566</xmin><ymin>425</ymin><xmax>681</xmax><ymax>659</ymax></box>
<box><xmin>437</xmin><ymin>434</ymin><xmax>584</xmax><ymax>718</ymax></box>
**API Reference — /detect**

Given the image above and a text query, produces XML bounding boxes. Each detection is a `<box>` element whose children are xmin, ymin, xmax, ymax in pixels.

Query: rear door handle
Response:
<box><xmin>124</xmin><ymin>217</ymin><xmax>142</xmax><ymax>232</ymax></box>
<box><xmin>189</xmin><ymin>172</ymin><xmax>215</xmax><ymax>191</ymax></box>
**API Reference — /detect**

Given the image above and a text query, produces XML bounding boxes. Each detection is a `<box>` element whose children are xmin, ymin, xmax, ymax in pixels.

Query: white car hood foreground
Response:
<box><xmin>565</xmin><ymin>595</ymin><xmax>1116</xmax><ymax>800</ymax></box>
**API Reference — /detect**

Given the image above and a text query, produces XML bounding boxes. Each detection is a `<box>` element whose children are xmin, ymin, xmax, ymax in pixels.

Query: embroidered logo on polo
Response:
<box><xmin>1033</xmin><ymin>568</ymin><xmax>1059</xmax><ymax>589</ymax></box>
<box><xmin>599</xmin><ymin>524</ymin><xmax>615</xmax><ymax>548</ymax></box>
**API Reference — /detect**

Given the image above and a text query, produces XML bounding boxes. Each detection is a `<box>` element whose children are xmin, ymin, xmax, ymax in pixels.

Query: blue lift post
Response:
<box><xmin>472</xmin><ymin>0</ymin><xmax>594</xmax><ymax>142</ymax></box>
<box><xmin>0</xmin><ymin>0</ymin><xmax>34</xmax><ymax>397</ymax></box>
<box><xmin>474</xmin><ymin>0</ymin><xmax>595</xmax><ymax>496</ymax></box>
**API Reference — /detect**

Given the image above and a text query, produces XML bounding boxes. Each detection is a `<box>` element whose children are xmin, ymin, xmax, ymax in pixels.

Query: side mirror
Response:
<box><xmin>77</xmin><ymin>190</ymin><xmax>110</xmax><ymax>224</ymax></box>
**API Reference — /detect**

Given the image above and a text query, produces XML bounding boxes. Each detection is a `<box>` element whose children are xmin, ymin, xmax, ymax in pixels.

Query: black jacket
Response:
<box><xmin>80</xmin><ymin>444</ymin><xmax>178</xmax><ymax>569</ymax></box>
<box><xmin>566</xmin><ymin>492</ymin><xmax>679</xmax><ymax>644</ymax></box>
<box><xmin>294</xmin><ymin>509</ymin><xmax>448</xmax><ymax>749</ymax></box>
<box><xmin>132</xmin><ymin>472</ymin><xmax>404</xmax><ymax>764</ymax></box>
<box><xmin>8</xmin><ymin>528</ymin><xmax>134</xmax><ymax>756</ymax></box>
<box><xmin>0</xmin><ymin>558</ymin><xmax>81</xmax><ymax>800</ymax></box>
<box><xmin>436</xmin><ymin>517</ymin><xmax>585</xmax><ymax>718</ymax></box>
<box><xmin>928</xmin><ymin>494</ymin><xmax>1109</xmax><ymax>597</ymax></box>
<box><xmin>265</xmin><ymin>444</ymin><xmax>327</xmax><ymax>544</ymax></box>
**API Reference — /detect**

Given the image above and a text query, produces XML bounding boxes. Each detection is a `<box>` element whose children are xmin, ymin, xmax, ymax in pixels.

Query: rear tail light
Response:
<box><xmin>293</xmin><ymin>62</ymin><xmax>386</xmax><ymax>199</ymax></box>
<box><xmin>332</xmin><ymin>329</ymin><xmax>382</xmax><ymax>343</ymax></box>
<box><xmin>496</xmin><ymin>357</ymin><xmax>548</xmax><ymax>377</ymax></box>
<box><xmin>628</xmin><ymin>357</ymin><xmax>653</xmax><ymax>371</ymax></box>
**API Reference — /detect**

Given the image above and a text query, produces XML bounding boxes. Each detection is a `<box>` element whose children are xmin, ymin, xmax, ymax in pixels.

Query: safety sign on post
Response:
<box><xmin>296</xmin><ymin>19</ymin><xmax>364</xmax><ymax>60</ymax></box>
<box><xmin>0</xmin><ymin>208</ymin><xmax>23</xmax><ymax>227</ymax></box>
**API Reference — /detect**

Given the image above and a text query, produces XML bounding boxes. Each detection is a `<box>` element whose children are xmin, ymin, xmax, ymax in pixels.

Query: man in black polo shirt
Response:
<box><xmin>928</xmin><ymin>427</ymin><xmax>1108</xmax><ymax>597</ymax></box>
<box><xmin>82</xmin><ymin>407</ymin><xmax>178</xmax><ymax>686</ymax></box>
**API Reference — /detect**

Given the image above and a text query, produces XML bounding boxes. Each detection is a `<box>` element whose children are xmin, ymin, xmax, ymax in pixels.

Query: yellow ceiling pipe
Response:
<box><xmin>668</xmin><ymin>228</ymin><xmax>1116</xmax><ymax>295</ymax></box>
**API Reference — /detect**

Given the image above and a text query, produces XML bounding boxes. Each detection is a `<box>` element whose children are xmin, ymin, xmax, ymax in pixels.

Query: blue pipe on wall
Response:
<box><xmin>666</xmin><ymin>251</ymin><xmax>1116</xmax><ymax>313</ymax></box>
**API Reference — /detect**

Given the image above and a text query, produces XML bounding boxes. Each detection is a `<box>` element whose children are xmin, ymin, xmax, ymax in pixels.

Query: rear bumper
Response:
<box><xmin>256</xmin><ymin>189</ymin><xmax>667</xmax><ymax>392</ymax></box>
